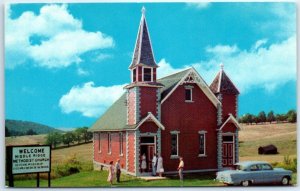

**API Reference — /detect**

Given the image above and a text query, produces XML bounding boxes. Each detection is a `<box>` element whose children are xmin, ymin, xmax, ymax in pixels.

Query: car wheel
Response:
<box><xmin>281</xmin><ymin>177</ymin><xmax>290</xmax><ymax>185</ymax></box>
<box><xmin>241</xmin><ymin>180</ymin><xmax>250</xmax><ymax>187</ymax></box>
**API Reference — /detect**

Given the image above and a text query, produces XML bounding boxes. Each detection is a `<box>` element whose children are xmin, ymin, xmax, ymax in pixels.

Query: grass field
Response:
<box><xmin>6</xmin><ymin>122</ymin><xmax>297</xmax><ymax>187</ymax></box>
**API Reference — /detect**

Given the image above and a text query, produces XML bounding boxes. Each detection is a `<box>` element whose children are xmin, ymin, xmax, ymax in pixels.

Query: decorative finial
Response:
<box><xmin>220</xmin><ymin>63</ymin><xmax>224</xmax><ymax>70</ymax></box>
<box><xmin>141</xmin><ymin>6</ymin><xmax>146</xmax><ymax>16</ymax></box>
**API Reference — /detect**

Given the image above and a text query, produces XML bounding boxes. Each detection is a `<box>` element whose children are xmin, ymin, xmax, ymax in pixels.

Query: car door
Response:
<box><xmin>259</xmin><ymin>164</ymin><xmax>276</xmax><ymax>184</ymax></box>
<box><xmin>249</xmin><ymin>164</ymin><xmax>264</xmax><ymax>184</ymax></box>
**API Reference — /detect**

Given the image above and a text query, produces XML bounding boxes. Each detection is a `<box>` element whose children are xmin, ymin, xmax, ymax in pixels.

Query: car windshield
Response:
<box><xmin>235</xmin><ymin>165</ymin><xmax>246</xmax><ymax>171</ymax></box>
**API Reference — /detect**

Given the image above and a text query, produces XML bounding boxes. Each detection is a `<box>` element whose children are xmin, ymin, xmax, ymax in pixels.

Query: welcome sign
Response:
<box><xmin>11</xmin><ymin>146</ymin><xmax>51</xmax><ymax>174</ymax></box>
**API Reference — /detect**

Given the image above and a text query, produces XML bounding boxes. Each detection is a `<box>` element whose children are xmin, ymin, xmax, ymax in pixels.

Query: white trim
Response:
<box><xmin>134</xmin><ymin>112</ymin><xmax>165</xmax><ymax>130</ymax></box>
<box><xmin>119</xmin><ymin>132</ymin><xmax>123</xmax><ymax>156</ymax></box>
<box><xmin>198</xmin><ymin>130</ymin><xmax>207</xmax><ymax>134</ymax></box>
<box><xmin>161</xmin><ymin>68</ymin><xmax>221</xmax><ymax>107</ymax></box>
<box><xmin>170</xmin><ymin>131</ymin><xmax>180</xmax><ymax>157</ymax></box>
<box><xmin>151</xmin><ymin>67</ymin><xmax>153</xmax><ymax>82</ymax></box>
<box><xmin>185</xmin><ymin>88</ymin><xmax>193</xmax><ymax>102</ymax></box>
<box><xmin>140</xmin><ymin>132</ymin><xmax>157</xmax><ymax>136</ymax></box>
<box><xmin>218</xmin><ymin>70</ymin><xmax>222</xmax><ymax>92</ymax></box>
<box><xmin>198</xmin><ymin>132</ymin><xmax>206</xmax><ymax>156</ymax></box>
<box><xmin>219</xmin><ymin>114</ymin><xmax>242</xmax><ymax>131</ymax></box>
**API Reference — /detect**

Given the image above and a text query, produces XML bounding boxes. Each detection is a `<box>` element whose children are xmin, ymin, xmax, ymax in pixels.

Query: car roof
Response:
<box><xmin>235</xmin><ymin>161</ymin><xmax>270</xmax><ymax>167</ymax></box>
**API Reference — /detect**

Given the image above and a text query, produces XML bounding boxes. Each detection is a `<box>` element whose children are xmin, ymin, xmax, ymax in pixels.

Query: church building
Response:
<box><xmin>90</xmin><ymin>7</ymin><xmax>241</xmax><ymax>176</ymax></box>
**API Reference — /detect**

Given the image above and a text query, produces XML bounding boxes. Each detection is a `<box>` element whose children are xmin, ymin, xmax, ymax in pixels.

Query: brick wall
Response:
<box><xmin>222</xmin><ymin>122</ymin><xmax>236</xmax><ymax>133</ymax></box>
<box><xmin>222</xmin><ymin>94</ymin><xmax>237</xmax><ymax>121</ymax></box>
<box><xmin>161</xmin><ymin>83</ymin><xmax>218</xmax><ymax>172</ymax></box>
<box><xmin>140</xmin><ymin>87</ymin><xmax>158</xmax><ymax>119</ymax></box>
<box><xmin>93</xmin><ymin>132</ymin><xmax>126</xmax><ymax>170</ymax></box>
<box><xmin>139</xmin><ymin>121</ymin><xmax>159</xmax><ymax>133</ymax></box>
<box><xmin>128</xmin><ymin>88</ymin><xmax>136</xmax><ymax>125</ymax></box>
<box><xmin>127</xmin><ymin>131</ymin><xmax>136</xmax><ymax>173</ymax></box>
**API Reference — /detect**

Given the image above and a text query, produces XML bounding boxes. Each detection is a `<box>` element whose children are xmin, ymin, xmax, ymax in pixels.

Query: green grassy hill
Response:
<box><xmin>5</xmin><ymin>119</ymin><xmax>63</xmax><ymax>136</ymax></box>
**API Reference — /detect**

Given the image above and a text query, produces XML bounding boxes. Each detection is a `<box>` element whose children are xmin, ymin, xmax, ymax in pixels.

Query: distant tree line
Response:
<box><xmin>45</xmin><ymin>127</ymin><xmax>93</xmax><ymax>148</ymax></box>
<box><xmin>5</xmin><ymin>127</ymin><xmax>37</xmax><ymax>137</ymax></box>
<box><xmin>238</xmin><ymin>109</ymin><xmax>297</xmax><ymax>125</ymax></box>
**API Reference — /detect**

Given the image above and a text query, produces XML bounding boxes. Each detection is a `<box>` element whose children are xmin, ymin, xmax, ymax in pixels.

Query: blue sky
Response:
<box><xmin>5</xmin><ymin>2</ymin><xmax>296</xmax><ymax>128</ymax></box>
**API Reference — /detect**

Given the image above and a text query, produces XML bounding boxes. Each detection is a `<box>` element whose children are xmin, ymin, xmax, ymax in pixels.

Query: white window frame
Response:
<box><xmin>198</xmin><ymin>130</ymin><xmax>207</xmax><ymax>157</ymax></box>
<box><xmin>170</xmin><ymin>131</ymin><xmax>180</xmax><ymax>159</ymax></box>
<box><xmin>98</xmin><ymin>132</ymin><xmax>102</xmax><ymax>153</ymax></box>
<box><xmin>185</xmin><ymin>86</ymin><xmax>193</xmax><ymax>102</ymax></box>
<box><xmin>119</xmin><ymin>132</ymin><xmax>123</xmax><ymax>156</ymax></box>
<box><xmin>108</xmin><ymin>133</ymin><xmax>112</xmax><ymax>154</ymax></box>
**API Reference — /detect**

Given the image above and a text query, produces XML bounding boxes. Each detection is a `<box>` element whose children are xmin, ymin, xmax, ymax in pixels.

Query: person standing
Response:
<box><xmin>107</xmin><ymin>161</ymin><xmax>115</xmax><ymax>186</ymax></box>
<box><xmin>151</xmin><ymin>153</ymin><xmax>157</xmax><ymax>176</ymax></box>
<box><xmin>115</xmin><ymin>159</ymin><xmax>121</xmax><ymax>183</ymax></box>
<box><xmin>177</xmin><ymin>157</ymin><xmax>184</xmax><ymax>185</ymax></box>
<box><xmin>156</xmin><ymin>154</ymin><xmax>164</xmax><ymax>177</ymax></box>
<box><xmin>141</xmin><ymin>153</ymin><xmax>147</xmax><ymax>173</ymax></box>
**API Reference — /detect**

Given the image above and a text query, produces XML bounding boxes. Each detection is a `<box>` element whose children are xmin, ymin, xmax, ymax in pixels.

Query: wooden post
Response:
<box><xmin>6</xmin><ymin>146</ymin><xmax>14</xmax><ymax>187</ymax></box>
<box><xmin>48</xmin><ymin>172</ymin><xmax>51</xmax><ymax>187</ymax></box>
<box><xmin>37</xmin><ymin>173</ymin><xmax>40</xmax><ymax>187</ymax></box>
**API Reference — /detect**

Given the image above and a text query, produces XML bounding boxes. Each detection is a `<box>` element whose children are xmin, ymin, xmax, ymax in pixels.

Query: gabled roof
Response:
<box><xmin>129</xmin><ymin>7</ymin><xmax>157</xmax><ymax>69</ymax></box>
<box><xmin>219</xmin><ymin>114</ymin><xmax>242</xmax><ymax>131</ymax></box>
<box><xmin>134</xmin><ymin>112</ymin><xmax>165</xmax><ymax>130</ymax></box>
<box><xmin>90</xmin><ymin>67</ymin><xmax>222</xmax><ymax>132</ymax></box>
<box><xmin>210</xmin><ymin>66</ymin><xmax>240</xmax><ymax>95</ymax></box>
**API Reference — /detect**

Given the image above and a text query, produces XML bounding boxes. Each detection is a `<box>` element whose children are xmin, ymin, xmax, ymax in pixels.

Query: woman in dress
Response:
<box><xmin>141</xmin><ymin>153</ymin><xmax>147</xmax><ymax>173</ymax></box>
<box><xmin>156</xmin><ymin>154</ymin><xmax>164</xmax><ymax>177</ymax></box>
<box><xmin>107</xmin><ymin>161</ymin><xmax>114</xmax><ymax>186</ymax></box>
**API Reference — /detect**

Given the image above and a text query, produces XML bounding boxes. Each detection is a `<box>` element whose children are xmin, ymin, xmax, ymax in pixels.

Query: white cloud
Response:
<box><xmin>186</xmin><ymin>2</ymin><xmax>210</xmax><ymax>9</ymax></box>
<box><xmin>77</xmin><ymin>68</ymin><xmax>90</xmax><ymax>76</ymax></box>
<box><xmin>253</xmin><ymin>38</ymin><xmax>268</xmax><ymax>50</ymax></box>
<box><xmin>59</xmin><ymin>82</ymin><xmax>125</xmax><ymax>117</ymax></box>
<box><xmin>5</xmin><ymin>4</ymin><xmax>114</xmax><ymax>69</ymax></box>
<box><xmin>157</xmin><ymin>59</ymin><xmax>188</xmax><ymax>78</ymax></box>
<box><xmin>157</xmin><ymin>36</ymin><xmax>296</xmax><ymax>93</ymax></box>
<box><xmin>206</xmin><ymin>44</ymin><xmax>239</xmax><ymax>56</ymax></box>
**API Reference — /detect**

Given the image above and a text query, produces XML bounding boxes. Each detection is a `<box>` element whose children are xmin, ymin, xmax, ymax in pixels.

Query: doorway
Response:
<box><xmin>222</xmin><ymin>135</ymin><xmax>234</xmax><ymax>167</ymax></box>
<box><xmin>140</xmin><ymin>136</ymin><xmax>156</xmax><ymax>173</ymax></box>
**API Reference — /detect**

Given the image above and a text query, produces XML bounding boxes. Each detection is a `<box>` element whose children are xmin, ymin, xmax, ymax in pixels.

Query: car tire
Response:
<box><xmin>281</xmin><ymin>177</ymin><xmax>290</xmax><ymax>185</ymax></box>
<box><xmin>241</xmin><ymin>180</ymin><xmax>250</xmax><ymax>187</ymax></box>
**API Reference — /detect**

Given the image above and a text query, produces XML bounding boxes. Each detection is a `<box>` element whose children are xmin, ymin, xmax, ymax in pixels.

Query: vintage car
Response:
<box><xmin>216</xmin><ymin>161</ymin><xmax>292</xmax><ymax>186</ymax></box>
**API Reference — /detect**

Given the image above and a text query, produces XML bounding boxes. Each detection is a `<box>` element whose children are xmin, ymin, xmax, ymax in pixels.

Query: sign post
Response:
<box><xmin>6</xmin><ymin>145</ymin><xmax>51</xmax><ymax>187</ymax></box>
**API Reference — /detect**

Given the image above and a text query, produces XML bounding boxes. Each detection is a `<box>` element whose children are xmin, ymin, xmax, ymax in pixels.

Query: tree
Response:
<box><xmin>74</xmin><ymin>128</ymin><xmax>84</xmax><ymax>143</ymax></box>
<box><xmin>253</xmin><ymin>115</ymin><xmax>259</xmax><ymax>124</ymax></box>
<box><xmin>62</xmin><ymin>131</ymin><xmax>76</xmax><ymax>147</ymax></box>
<box><xmin>5</xmin><ymin>126</ymin><xmax>10</xmax><ymax>137</ymax></box>
<box><xmin>46</xmin><ymin>132</ymin><xmax>62</xmax><ymax>148</ymax></box>
<box><xmin>276</xmin><ymin>114</ymin><xmax>287</xmax><ymax>123</ymax></box>
<box><xmin>26</xmin><ymin>128</ymin><xmax>37</xmax><ymax>135</ymax></box>
<box><xmin>242</xmin><ymin>113</ymin><xmax>254</xmax><ymax>125</ymax></box>
<box><xmin>286</xmin><ymin>110</ymin><xmax>296</xmax><ymax>123</ymax></box>
<box><xmin>82</xmin><ymin>127</ymin><xmax>93</xmax><ymax>143</ymax></box>
<box><xmin>258</xmin><ymin>111</ymin><xmax>266</xmax><ymax>124</ymax></box>
<box><xmin>267</xmin><ymin>111</ymin><xmax>275</xmax><ymax>124</ymax></box>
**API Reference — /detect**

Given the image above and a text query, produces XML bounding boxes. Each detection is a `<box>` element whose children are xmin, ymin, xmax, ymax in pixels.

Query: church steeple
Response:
<box><xmin>129</xmin><ymin>7</ymin><xmax>158</xmax><ymax>83</ymax></box>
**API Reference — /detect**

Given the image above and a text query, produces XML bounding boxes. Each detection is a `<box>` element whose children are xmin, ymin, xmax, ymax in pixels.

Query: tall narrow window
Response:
<box><xmin>185</xmin><ymin>88</ymin><xmax>192</xmax><ymax>101</ymax></box>
<box><xmin>170</xmin><ymin>131</ymin><xmax>179</xmax><ymax>157</ymax></box>
<box><xmin>199</xmin><ymin>132</ymin><xmax>206</xmax><ymax>156</ymax></box>
<box><xmin>98</xmin><ymin>132</ymin><xmax>101</xmax><ymax>153</ymax></box>
<box><xmin>133</xmin><ymin>68</ymin><xmax>136</xmax><ymax>82</ymax></box>
<box><xmin>143</xmin><ymin>68</ymin><xmax>151</xmax><ymax>81</ymax></box>
<box><xmin>119</xmin><ymin>133</ymin><xmax>123</xmax><ymax>156</ymax></box>
<box><xmin>108</xmin><ymin>133</ymin><xmax>111</xmax><ymax>154</ymax></box>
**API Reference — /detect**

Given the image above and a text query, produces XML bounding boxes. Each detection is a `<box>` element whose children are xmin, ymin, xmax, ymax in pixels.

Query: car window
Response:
<box><xmin>250</xmin><ymin>165</ymin><xmax>260</xmax><ymax>171</ymax></box>
<box><xmin>260</xmin><ymin>164</ymin><xmax>273</xmax><ymax>170</ymax></box>
<box><xmin>235</xmin><ymin>165</ymin><xmax>246</xmax><ymax>171</ymax></box>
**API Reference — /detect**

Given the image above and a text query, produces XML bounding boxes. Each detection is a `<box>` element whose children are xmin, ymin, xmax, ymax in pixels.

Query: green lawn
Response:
<box><xmin>11</xmin><ymin>171</ymin><xmax>222</xmax><ymax>187</ymax></box>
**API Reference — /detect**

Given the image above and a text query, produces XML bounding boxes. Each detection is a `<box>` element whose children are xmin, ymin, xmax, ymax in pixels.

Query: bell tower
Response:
<box><xmin>125</xmin><ymin>7</ymin><xmax>163</xmax><ymax>125</ymax></box>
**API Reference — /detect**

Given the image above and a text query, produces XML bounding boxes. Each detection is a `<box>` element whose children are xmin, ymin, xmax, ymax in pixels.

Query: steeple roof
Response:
<box><xmin>210</xmin><ymin>64</ymin><xmax>240</xmax><ymax>95</ymax></box>
<box><xmin>129</xmin><ymin>7</ymin><xmax>158</xmax><ymax>69</ymax></box>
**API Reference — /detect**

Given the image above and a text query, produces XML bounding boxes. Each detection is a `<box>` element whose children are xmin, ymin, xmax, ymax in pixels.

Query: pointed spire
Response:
<box><xmin>210</xmin><ymin>64</ymin><xmax>240</xmax><ymax>95</ymax></box>
<box><xmin>129</xmin><ymin>7</ymin><xmax>157</xmax><ymax>69</ymax></box>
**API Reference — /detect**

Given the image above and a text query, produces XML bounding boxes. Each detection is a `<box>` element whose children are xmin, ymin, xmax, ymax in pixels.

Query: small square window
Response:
<box><xmin>185</xmin><ymin>89</ymin><xmax>192</xmax><ymax>101</ymax></box>
<box><xmin>143</xmin><ymin>68</ymin><xmax>152</xmax><ymax>81</ymax></box>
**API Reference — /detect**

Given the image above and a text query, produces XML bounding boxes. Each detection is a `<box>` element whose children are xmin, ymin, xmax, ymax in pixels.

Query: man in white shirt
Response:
<box><xmin>177</xmin><ymin>157</ymin><xmax>184</xmax><ymax>183</ymax></box>
<box><xmin>152</xmin><ymin>153</ymin><xmax>157</xmax><ymax>176</ymax></box>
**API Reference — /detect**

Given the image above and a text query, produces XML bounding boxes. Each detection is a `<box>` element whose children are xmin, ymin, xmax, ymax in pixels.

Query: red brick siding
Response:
<box><xmin>139</xmin><ymin>122</ymin><xmax>159</xmax><ymax>133</ymax></box>
<box><xmin>222</xmin><ymin>94</ymin><xmax>237</xmax><ymax>121</ymax></box>
<box><xmin>161</xmin><ymin>83</ymin><xmax>218</xmax><ymax>171</ymax></box>
<box><xmin>140</xmin><ymin>87</ymin><xmax>158</xmax><ymax>119</ymax></box>
<box><xmin>222</xmin><ymin>122</ymin><xmax>237</xmax><ymax>133</ymax></box>
<box><xmin>128</xmin><ymin>89</ymin><xmax>136</xmax><ymax>125</ymax></box>
<box><xmin>94</xmin><ymin>132</ymin><xmax>126</xmax><ymax>169</ymax></box>
<box><xmin>127</xmin><ymin>131</ymin><xmax>136</xmax><ymax>173</ymax></box>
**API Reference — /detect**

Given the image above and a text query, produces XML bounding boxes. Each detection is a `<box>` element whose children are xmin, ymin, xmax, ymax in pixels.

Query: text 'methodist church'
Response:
<box><xmin>90</xmin><ymin>7</ymin><xmax>241</xmax><ymax>176</ymax></box>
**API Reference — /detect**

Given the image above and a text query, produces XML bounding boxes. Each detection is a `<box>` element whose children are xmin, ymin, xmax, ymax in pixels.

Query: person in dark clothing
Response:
<box><xmin>115</xmin><ymin>159</ymin><xmax>121</xmax><ymax>183</ymax></box>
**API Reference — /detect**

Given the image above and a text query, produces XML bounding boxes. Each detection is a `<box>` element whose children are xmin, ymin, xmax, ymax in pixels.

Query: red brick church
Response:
<box><xmin>90</xmin><ymin>8</ymin><xmax>241</xmax><ymax>176</ymax></box>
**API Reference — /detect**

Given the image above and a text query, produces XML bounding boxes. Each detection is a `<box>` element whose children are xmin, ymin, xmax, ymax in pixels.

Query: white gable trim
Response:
<box><xmin>161</xmin><ymin>67</ymin><xmax>221</xmax><ymax>107</ymax></box>
<box><xmin>219</xmin><ymin>114</ymin><xmax>242</xmax><ymax>131</ymax></box>
<box><xmin>134</xmin><ymin>112</ymin><xmax>165</xmax><ymax>130</ymax></box>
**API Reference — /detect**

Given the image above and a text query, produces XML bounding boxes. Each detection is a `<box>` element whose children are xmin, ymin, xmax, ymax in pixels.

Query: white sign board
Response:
<box><xmin>12</xmin><ymin>146</ymin><xmax>51</xmax><ymax>174</ymax></box>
